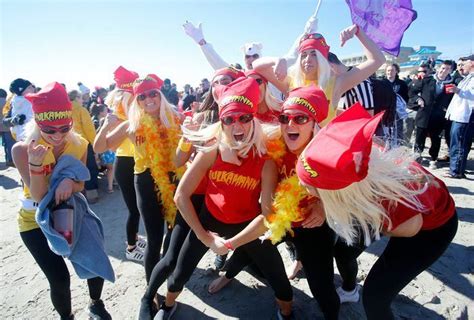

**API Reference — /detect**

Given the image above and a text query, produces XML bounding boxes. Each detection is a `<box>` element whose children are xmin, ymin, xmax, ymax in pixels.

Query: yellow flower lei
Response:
<box><xmin>264</xmin><ymin>138</ymin><xmax>311</xmax><ymax>244</ymax></box>
<box><xmin>137</xmin><ymin>113</ymin><xmax>185</xmax><ymax>226</ymax></box>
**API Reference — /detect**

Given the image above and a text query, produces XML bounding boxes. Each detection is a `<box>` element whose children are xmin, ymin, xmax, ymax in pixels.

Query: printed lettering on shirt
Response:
<box><xmin>208</xmin><ymin>170</ymin><xmax>259</xmax><ymax>191</ymax></box>
<box><xmin>135</xmin><ymin>135</ymin><xmax>145</xmax><ymax>145</ymax></box>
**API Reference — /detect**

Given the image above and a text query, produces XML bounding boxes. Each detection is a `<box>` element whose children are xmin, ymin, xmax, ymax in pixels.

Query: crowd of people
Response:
<box><xmin>0</xmin><ymin>13</ymin><xmax>472</xmax><ymax>320</ymax></box>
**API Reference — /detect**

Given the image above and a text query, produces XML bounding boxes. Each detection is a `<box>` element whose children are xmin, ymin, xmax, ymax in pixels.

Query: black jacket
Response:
<box><xmin>408</xmin><ymin>76</ymin><xmax>455</xmax><ymax>128</ymax></box>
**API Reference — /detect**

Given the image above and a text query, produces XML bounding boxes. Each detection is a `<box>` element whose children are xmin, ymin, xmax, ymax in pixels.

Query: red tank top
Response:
<box><xmin>383</xmin><ymin>162</ymin><xmax>455</xmax><ymax>231</ymax></box>
<box><xmin>205</xmin><ymin>150</ymin><xmax>266</xmax><ymax>224</ymax></box>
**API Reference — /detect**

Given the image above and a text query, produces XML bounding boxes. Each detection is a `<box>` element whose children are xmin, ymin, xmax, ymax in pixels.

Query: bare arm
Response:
<box><xmin>226</xmin><ymin>159</ymin><xmax>278</xmax><ymax>249</ymax></box>
<box><xmin>93</xmin><ymin>115</ymin><xmax>128</xmax><ymax>153</ymax></box>
<box><xmin>253</xmin><ymin>57</ymin><xmax>290</xmax><ymax>94</ymax></box>
<box><xmin>334</xmin><ymin>25</ymin><xmax>386</xmax><ymax>98</ymax></box>
<box><xmin>174</xmin><ymin>149</ymin><xmax>217</xmax><ymax>246</ymax></box>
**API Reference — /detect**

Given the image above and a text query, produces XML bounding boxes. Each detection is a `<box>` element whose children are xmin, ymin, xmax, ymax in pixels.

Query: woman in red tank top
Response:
<box><xmin>144</xmin><ymin>77</ymin><xmax>293</xmax><ymax>320</ymax></box>
<box><xmin>297</xmin><ymin>104</ymin><xmax>458</xmax><ymax>320</ymax></box>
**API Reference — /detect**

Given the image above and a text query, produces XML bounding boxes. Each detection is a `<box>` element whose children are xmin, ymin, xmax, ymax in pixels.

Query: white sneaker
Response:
<box><xmin>126</xmin><ymin>246</ymin><xmax>144</xmax><ymax>262</ymax></box>
<box><xmin>154</xmin><ymin>303</ymin><xmax>177</xmax><ymax>320</ymax></box>
<box><xmin>336</xmin><ymin>286</ymin><xmax>360</xmax><ymax>303</ymax></box>
<box><xmin>136</xmin><ymin>235</ymin><xmax>147</xmax><ymax>250</ymax></box>
<box><xmin>413</xmin><ymin>152</ymin><xmax>422</xmax><ymax>163</ymax></box>
<box><xmin>429</xmin><ymin>160</ymin><xmax>437</xmax><ymax>170</ymax></box>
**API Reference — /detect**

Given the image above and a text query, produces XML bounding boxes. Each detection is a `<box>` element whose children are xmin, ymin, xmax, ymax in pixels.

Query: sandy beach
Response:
<box><xmin>1</xmin><ymin>146</ymin><xmax>473</xmax><ymax>320</ymax></box>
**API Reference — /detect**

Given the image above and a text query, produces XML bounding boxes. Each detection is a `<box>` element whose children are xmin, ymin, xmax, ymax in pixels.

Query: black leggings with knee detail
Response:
<box><xmin>21</xmin><ymin>228</ymin><xmax>104</xmax><ymax>318</ymax></box>
<box><xmin>114</xmin><ymin>156</ymin><xmax>141</xmax><ymax>246</ymax></box>
<box><xmin>167</xmin><ymin>205</ymin><xmax>293</xmax><ymax>302</ymax></box>
<box><xmin>334</xmin><ymin>213</ymin><xmax>458</xmax><ymax>320</ymax></box>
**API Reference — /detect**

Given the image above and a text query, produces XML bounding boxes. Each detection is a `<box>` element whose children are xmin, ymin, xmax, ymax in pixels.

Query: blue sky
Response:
<box><xmin>1</xmin><ymin>0</ymin><xmax>473</xmax><ymax>92</ymax></box>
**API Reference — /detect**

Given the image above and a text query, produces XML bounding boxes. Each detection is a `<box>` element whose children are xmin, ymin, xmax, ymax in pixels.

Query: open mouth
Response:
<box><xmin>234</xmin><ymin>133</ymin><xmax>244</xmax><ymax>141</ymax></box>
<box><xmin>287</xmin><ymin>132</ymin><xmax>300</xmax><ymax>141</ymax></box>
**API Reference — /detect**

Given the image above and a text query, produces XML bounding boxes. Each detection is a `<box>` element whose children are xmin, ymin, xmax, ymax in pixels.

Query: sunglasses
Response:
<box><xmin>417</xmin><ymin>70</ymin><xmax>427</xmax><ymax>73</ymax></box>
<box><xmin>245</xmin><ymin>54</ymin><xmax>259</xmax><ymax>59</ymax></box>
<box><xmin>278</xmin><ymin>113</ymin><xmax>311</xmax><ymax>125</ymax></box>
<box><xmin>39</xmin><ymin>124</ymin><xmax>72</xmax><ymax>134</ymax></box>
<box><xmin>300</xmin><ymin>33</ymin><xmax>324</xmax><ymax>42</ymax></box>
<box><xmin>221</xmin><ymin>113</ymin><xmax>254</xmax><ymax>125</ymax></box>
<box><xmin>137</xmin><ymin>90</ymin><xmax>160</xmax><ymax>101</ymax></box>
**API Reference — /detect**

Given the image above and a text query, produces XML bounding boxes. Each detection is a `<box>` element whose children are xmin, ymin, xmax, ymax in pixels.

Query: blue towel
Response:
<box><xmin>36</xmin><ymin>155</ymin><xmax>115</xmax><ymax>282</ymax></box>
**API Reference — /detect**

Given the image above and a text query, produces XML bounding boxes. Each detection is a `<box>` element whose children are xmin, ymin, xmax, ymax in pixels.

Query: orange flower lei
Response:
<box><xmin>263</xmin><ymin>138</ymin><xmax>310</xmax><ymax>244</ymax></box>
<box><xmin>136</xmin><ymin>113</ymin><xmax>185</xmax><ymax>226</ymax></box>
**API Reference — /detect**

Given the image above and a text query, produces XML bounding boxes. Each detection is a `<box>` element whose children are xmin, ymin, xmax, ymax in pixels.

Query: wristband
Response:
<box><xmin>29</xmin><ymin>162</ymin><xmax>42</xmax><ymax>167</ymax></box>
<box><xmin>29</xmin><ymin>168</ymin><xmax>44</xmax><ymax>176</ymax></box>
<box><xmin>178</xmin><ymin>137</ymin><xmax>192</xmax><ymax>153</ymax></box>
<box><xmin>198</xmin><ymin>39</ymin><xmax>207</xmax><ymax>46</ymax></box>
<box><xmin>224</xmin><ymin>239</ymin><xmax>234</xmax><ymax>251</ymax></box>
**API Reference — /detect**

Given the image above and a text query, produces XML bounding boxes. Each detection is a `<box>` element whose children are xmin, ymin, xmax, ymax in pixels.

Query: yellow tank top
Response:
<box><xmin>288</xmin><ymin>75</ymin><xmax>336</xmax><ymax>127</ymax></box>
<box><xmin>116</xmin><ymin>138</ymin><xmax>135</xmax><ymax>157</ymax></box>
<box><xmin>19</xmin><ymin>135</ymin><xmax>88</xmax><ymax>232</ymax></box>
<box><xmin>133</xmin><ymin>134</ymin><xmax>148</xmax><ymax>174</ymax></box>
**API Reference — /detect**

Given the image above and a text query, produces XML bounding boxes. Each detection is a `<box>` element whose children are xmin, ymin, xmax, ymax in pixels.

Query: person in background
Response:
<box><xmin>161</xmin><ymin>79</ymin><xmax>179</xmax><ymax>106</ymax></box>
<box><xmin>68</xmin><ymin>90</ymin><xmax>99</xmax><ymax>203</ymax></box>
<box><xmin>181</xmin><ymin>84</ymin><xmax>196</xmax><ymax>112</ymax></box>
<box><xmin>78</xmin><ymin>82</ymin><xmax>91</xmax><ymax>109</ymax></box>
<box><xmin>385</xmin><ymin>63</ymin><xmax>408</xmax><ymax>103</ymax></box>
<box><xmin>0</xmin><ymin>88</ymin><xmax>15</xmax><ymax>166</ymax></box>
<box><xmin>9</xmin><ymin>78</ymin><xmax>36</xmax><ymax>141</ymax></box>
<box><xmin>444</xmin><ymin>54</ymin><xmax>474</xmax><ymax>179</ymax></box>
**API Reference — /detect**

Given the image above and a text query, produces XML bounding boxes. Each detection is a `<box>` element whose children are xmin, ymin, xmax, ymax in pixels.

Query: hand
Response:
<box><xmin>55</xmin><ymin>178</ymin><xmax>74</xmax><ymax>205</ymax></box>
<box><xmin>417</xmin><ymin>98</ymin><xmax>425</xmax><ymax>108</ymax></box>
<box><xmin>208</xmin><ymin>234</ymin><xmax>229</xmax><ymax>255</ymax></box>
<box><xmin>182</xmin><ymin>116</ymin><xmax>200</xmax><ymax>131</ymax></box>
<box><xmin>301</xmin><ymin>199</ymin><xmax>325</xmax><ymax>228</ymax></box>
<box><xmin>304</xmin><ymin>15</ymin><xmax>318</xmax><ymax>34</ymax></box>
<box><xmin>453</xmin><ymin>86</ymin><xmax>460</xmax><ymax>94</ymax></box>
<box><xmin>102</xmin><ymin>114</ymin><xmax>120</xmax><ymax>131</ymax></box>
<box><xmin>340</xmin><ymin>24</ymin><xmax>359</xmax><ymax>47</ymax></box>
<box><xmin>274</xmin><ymin>58</ymin><xmax>288</xmax><ymax>81</ymax></box>
<box><xmin>27</xmin><ymin>140</ymin><xmax>48</xmax><ymax>166</ymax></box>
<box><xmin>182</xmin><ymin>21</ymin><xmax>204</xmax><ymax>44</ymax></box>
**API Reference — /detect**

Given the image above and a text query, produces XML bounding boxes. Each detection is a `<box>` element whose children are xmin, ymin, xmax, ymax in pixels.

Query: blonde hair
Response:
<box><xmin>315</xmin><ymin>146</ymin><xmax>429</xmax><ymax>246</ymax></box>
<box><xmin>183</xmin><ymin>118</ymin><xmax>267</xmax><ymax>158</ymax></box>
<box><xmin>288</xmin><ymin>51</ymin><xmax>331</xmax><ymax>90</ymax></box>
<box><xmin>105</xmin><ymin>88</ymin><xmax>133</xmax><ymax>116</ymax></box>
<box><xmin>127</xmin><ymin>91</ymin><xmax>177</xmax><ymax>133</ymax></box>
<box><xmin>24</xmin><ymin>121</ymin><xmax>81</xmax><ymax>146</ymax></box>
<box><xmin>263</xmin><ymin>83</ymin><xmax>283</xmax><ymax>113</ymax></box>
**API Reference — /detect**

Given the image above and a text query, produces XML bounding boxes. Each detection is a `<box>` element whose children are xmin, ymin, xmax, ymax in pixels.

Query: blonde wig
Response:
<box><xmin>315</xmin><ymin>146</ymin><xmax>429</xmax><ymax>246</ymax></box>
<box><xmin>105</xmin><ymin>88</ymin><xmax>133</xmax><ymax>115</ymax></box>
<box><xmin>264</xmin><ymin>84</ymin><xmax>283</xmax><ymax>113</ymax></box>
<box><xmin>127</xmin><ymin>91</ymin><xmax>177</xmax><ymax>134</ymax></box>
<box><xmin>288</xmin><ymin>50</ymin><xmax>331</xmax><ymax>91</ymax></box>
<box><xmin>183</xmin><ymin>117</ymin><xmax>267</xmax><ymax>158</ymax></box>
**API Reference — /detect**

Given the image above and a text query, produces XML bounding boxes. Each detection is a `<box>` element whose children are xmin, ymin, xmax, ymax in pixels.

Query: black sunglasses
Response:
<box><xmin>278</xmin><ymin>113</ymin><xmax>311</xmax><ymax>125</ymax></box>
<box><xmin>245</xmin><ymin>54</ymin><xmax>259</xmax><ymax>59</ymax></box>
<box><xmin>417</xmin><ymin>70</ymin><xmax>427</xmax><ymax>73</ymax></box>
<box><xmin>39</xmin><ymin>124</ymin><xmax>72</xmax><ymax>134</ymax></box>
<box><xmin>137</xmin><ymin>90</ymin><xmax>160</xmax><ymax>101</ymax></box>
<box><xmin>221</xmin><ymin>113</ymin><xmax>254</xmax><ymax>125</ymax></box>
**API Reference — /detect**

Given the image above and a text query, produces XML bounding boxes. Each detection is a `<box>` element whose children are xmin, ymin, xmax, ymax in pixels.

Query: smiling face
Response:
<box><xmin>39</xmin><ymin>123</ymin><xmax>72</xmax><ymax>147</ymax></box>
<box><xmin>300</xmin><ymin>49</ymin><xmax>319</xmax><ymax>80</ymax></box>
<box><xmin>221</xmin><ymin>112</ymin><xmax>254</xmax><ymax>144</ymax></box>
<box><xmin>280</xmin><ymin>109</ymin><xmax>315</xmax><ymax>155</ymax></box>
<box><xmin>437</xmin><ymin>64</ymin><xmax>452</xmax><ymax>80</ymax></box>
<box><xmin>137</xmin><ymin>89</ymin><xmax>161</xmax><ymax>116</ymax></box>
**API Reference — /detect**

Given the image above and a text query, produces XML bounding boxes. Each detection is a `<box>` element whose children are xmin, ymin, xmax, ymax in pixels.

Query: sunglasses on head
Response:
<box><xmin>137</xmin><ymin>90</ymin><xmax>160</xmax><ymax>101</ymax></box>
<box><xmin>300</xmin><ymin>33</ymin><xmax>324</xmax><ymax>42</ymax></box>
<box><xmin>417</xmin><ymin>69</ymin><xmax>427</xmax><ymax>73</ymax></box>
<box><xmin>278</xmin><ymin>113</ymin><xmax>311</xmax><ymax>125</ymax></box>
<box><xmin>220</xmin><ymin>113</ymin><xmax>254</xmax><ymax>125</ymax></box>
<box><xmin>39</xmin><ymin>124</ymin><xmax>72</xmax><ymax>134</ymax></box>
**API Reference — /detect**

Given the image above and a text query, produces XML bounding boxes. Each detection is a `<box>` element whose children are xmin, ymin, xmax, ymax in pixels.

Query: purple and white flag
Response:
<box><xmin>345</xmin><ymin>0</ymin><xmax>417</xmax><ymax>56</ymax></box>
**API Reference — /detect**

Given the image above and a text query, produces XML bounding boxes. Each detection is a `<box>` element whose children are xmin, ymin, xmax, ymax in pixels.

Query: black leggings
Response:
<box><xmin>335</xmin><ymin>213</ymin><xmax>458</xmax><ymax>320</ymax></box>
<box><xmin>135</xmin><ymin>170</ymin><xmax>166</xmax><ymax>282</ymax></box>
<box><xmin>143</xmin><ymin>195</ymin><xmax>204</xmax><ymax>302</ymax></box>
<box><xmin>114</xmin><ymin>156</ymin><xmax>141</xmax><ymax>246</ymax></box>
<box><xmin>167</xmin><ymin>205</ymin><xmax>293</xmax><ymax>302</ymax></box>
<box><xmin>20</xmin><ymin>228</ymin><xmax>104</xmax><ymax>318</ymax></box>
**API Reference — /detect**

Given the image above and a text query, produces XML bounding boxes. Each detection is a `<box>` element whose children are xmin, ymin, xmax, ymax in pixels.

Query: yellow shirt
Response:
<box><xmin>72</xmin><ymin>101</ymin><xmax>96</xmax><ymax>144</ymax></box>
<box><xmin>133</xmin><ymin>134</ymin><xmax>148</xmax><ymax>174</ymax></box>
<box><xmin>288</xmin><ymin>75</ymin><xmax>336</xmax><ymax>127</ymax></box>
<box><xmin>116</xmin><ymin>138</ymin><xmax>135</xmax><ymax>157</ymax></box>
<box><xmin>19</xmin><ymin>135</ymin><xmax>88</xmax><ymax>232</ymax></box>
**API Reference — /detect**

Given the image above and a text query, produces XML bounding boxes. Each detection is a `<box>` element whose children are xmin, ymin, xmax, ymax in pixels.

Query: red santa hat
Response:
<box><xmin>133</xmin><ymin>74</ymin><xmax>164</xmax><ymax>96</ymax></box>
<box><xmin>26</xmin><ymin>82</ymin><xmax>73</xmax><ymax>126</ymax></box>
<box><xmin>214</xmin><ymin>77</ymin><xmax>260</xmax><ymax>118</ymax></box>
<box><xmin>282</xmin><ymin>85</ymin><xmax>329</xmax><ymax>123</ymax></box>
<box><xmin>298</xmin><ymin>33</ymin><xmax>330</xmax><ymax>59</ymax></box>
<box><xmin>296</xmin><ymin>103</ymin><xmax>384</xmax><ymax>190</ymax></box>
<box><xmin>114</xmin><ymin>66</ymin><xmax>139</xmax><ymax>92</ymax></box>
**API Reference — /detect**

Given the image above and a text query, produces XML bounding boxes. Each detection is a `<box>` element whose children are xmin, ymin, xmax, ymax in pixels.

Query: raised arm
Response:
<box><xmin>334</xmin><ymin>24</ymin><xmax>386</xmax><ymax>97</ymax></box>
<box><xmin>182</xmin><ymin>21</ymin><xmax>229</xmax><ymax>70</ymax></box>
<box><xmin>253</xmin><ymin>57</ymin><xmax>290</xmax><ymax>94</ymax></box>
<box><xmin>93</xmin><ymin>114</ymin><xmax>128</xmax><ymax>153</ymax></box>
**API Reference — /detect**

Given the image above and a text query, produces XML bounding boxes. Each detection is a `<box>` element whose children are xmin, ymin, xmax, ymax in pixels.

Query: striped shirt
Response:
<box><xmin>338</xmin><ymin>78</ymin><xmax>374</xmax><ymax>110</ymax></box>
